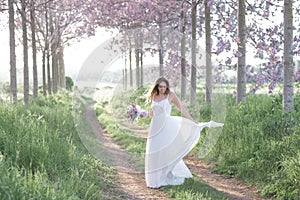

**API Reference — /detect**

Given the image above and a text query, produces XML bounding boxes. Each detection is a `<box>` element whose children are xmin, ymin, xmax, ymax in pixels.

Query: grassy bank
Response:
<box><xmin>0</xmin><ymin>92</ymin><xmax>115</xmax><ymax>199</ymax></box>
<box><xmin>205</xmin><ymin>94</ymin><xmax>300</xmax><ymax>199</ymax></box>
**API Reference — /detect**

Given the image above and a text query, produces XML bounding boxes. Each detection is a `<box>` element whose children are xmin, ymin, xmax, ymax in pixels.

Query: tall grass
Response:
<box><xmin>0</xmin><ymin>91</ymin><xmax>115</xmax><ymax>199</ymax></box>
<box><xmin>204</xmin><ymin>94</ymin><xmax>300</xmax><ymax>199</ymax></box>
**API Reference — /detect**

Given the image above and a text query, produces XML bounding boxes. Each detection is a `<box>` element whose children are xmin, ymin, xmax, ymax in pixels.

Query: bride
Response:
<box><xmin>145</xmin><ymin>77</ymin><xmax>223</xmax><ymax>188</ymax></box>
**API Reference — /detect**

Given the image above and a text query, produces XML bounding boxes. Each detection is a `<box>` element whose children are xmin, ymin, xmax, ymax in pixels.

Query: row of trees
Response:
<box><xmin>3</xmin><ymin>0</ymin><xmax>300</xmax><ymax>112</ymax></box>
<box><xmin>5</xmin><ymin>0</ymin><xmax>96</xmax><ymax>104</ymax></box>
<box><xmin>86</xmin><ymin>0</ymin><xmax>299</xmax><ymax>112</ymax></box>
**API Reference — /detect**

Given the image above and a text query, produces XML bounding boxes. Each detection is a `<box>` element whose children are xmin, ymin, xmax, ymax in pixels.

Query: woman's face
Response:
<box><xmin>158</xmin><ymin>81</ymin><xmax>167</xmax><ymax>95</ymax></box>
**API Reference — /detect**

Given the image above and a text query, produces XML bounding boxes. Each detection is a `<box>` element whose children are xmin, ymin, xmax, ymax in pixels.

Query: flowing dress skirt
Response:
<box><xmin>145</xmin><ymin>111</ymin><xmax>222</xmax><ymax>188</ymax></box>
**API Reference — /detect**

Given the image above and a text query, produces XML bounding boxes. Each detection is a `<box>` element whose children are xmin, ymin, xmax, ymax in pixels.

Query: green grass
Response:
<box><xmin>205</xmin><ymin>94</ymin><xmax>300</xmax><ymax>199</ymax></box>
<box><xmin>0</xmin><ymin>91</ymin><xmax>116</xmax><ymax>199</ymax></box>
<box><xmin>164</xmin><ymin>177</ymin><xmax>227</xmax><ymax>200</ymax></box>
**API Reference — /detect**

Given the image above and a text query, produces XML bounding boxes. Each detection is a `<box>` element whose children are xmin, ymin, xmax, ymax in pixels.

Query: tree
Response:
<box><xmin>20</xmin><ymin>0</ymin><xmax>29</xmax><ymax>104</ymax></box>
<box><xmin>8</xmin><ymin>0</ymin><xmax>17</xmax><ymax>103</ymax></box>
<box><xmin>190</xmin><ymin>0</ymin><xmax>198</xmax><ymax>103</ymax></box>
<box><xmin>283</xmin><ymin>0</ymin><xmax>294</xmax><ymax>112</ymax></box>
<box><xmin>205</xmin><ymin>0</ymin><xmax>212</xmax><ymax>104</ymax></box>
<box><xmin>30</xmin><ymin>0</ymin><xmax>38</xmax><ymax>99</ymax></box>
<box><xmin>180</xmin><ymin>2</ymin><xmax>187</xmax><ymax>100</ymax></box>
<box><xmin>237</xmin><ymin>0</ymin><xmax>246</xmax><ymax>104</ymax></box>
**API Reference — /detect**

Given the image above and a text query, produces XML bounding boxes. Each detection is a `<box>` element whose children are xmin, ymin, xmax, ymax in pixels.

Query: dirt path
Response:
<box><xmin>85</xmin><ymin>105</ymin><xmax>266</xmax><ymax>200</ymax></box>
<box><xmin>85</xmin><ymin>105</ymin><xmax>169</xmax><ymax>199</ymax></box>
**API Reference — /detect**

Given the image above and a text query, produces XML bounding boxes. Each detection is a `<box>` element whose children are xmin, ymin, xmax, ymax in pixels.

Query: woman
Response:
<box><xmin>145</xmin><ymin>77</ymin><xmax>223</xmax><ymax>188</ymax></box>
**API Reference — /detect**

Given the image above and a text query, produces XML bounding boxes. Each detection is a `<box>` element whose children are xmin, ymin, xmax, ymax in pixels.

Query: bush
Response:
<box><xmin>65</xmin><ymin>76</ymin><xmax>74</xmax><ymax>91</ymax></box>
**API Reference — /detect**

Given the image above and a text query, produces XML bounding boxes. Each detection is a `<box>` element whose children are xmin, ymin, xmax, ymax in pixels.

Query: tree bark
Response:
<box><xmin>42</xmin><ymin>48</ymin><xmax>46</xmax><ymax>96</ymax></box>
<box><xmin>140</xmin><ymin>33</ymin><xmax>144</xmax><ymax>88</ymax></box>
<box><xmin>21</xmin><ymin>0</ymin><xmax>29</xmax><ymax>104</ymax></box>
<box><xmin>8</xmin><ymin>0</ymin><xmax>17</xmax><ymax>103</ymax></box>
<box><xmin>180</xmin><ymin>6</ymin><xmax>187</xmax><ymax>100</ymax></box>
<box><xmin>190</xmin><ymin>0</ymin><xmax>197</xmax><ymax>104</ymax></box>
<box><xmin>135</xmin><ymin>32</ymin><xmax>140</xmax><ymax>88</ymax></box>
<box><xmin>237</xmin><ymin>0</ymin><xmax>247</xmax><ymax>104</ymax></box>
<box><xmin>129</xmin><ymin>43</ymin><xmax>133</xmax><ymax>88</ymax></box>
<box><xmin>30</xmin><ymin>0</ymin><xmax>38</xmax><ymax>99</ymax></box>
<box><xmin>58</xmin><ymin>47</ymin><xmax>66</xmax><ymax>89</ymax></box>
<box><xmin>135</xmin><ymin>47</ymin><xmax>140</xmax><ymax>88</ymax></box>
<box><xmin>52</xmin><ymin>52</ymin><xmax>58</xmax><ymax>93</ymax></box>
<box><xmin>205</xmin><ymin>0</ymin><xmax>212</xmax><ymax>104</ymax></box>
<box><xmin>49</xmin><ymin>13</ymin><xmax>58</xmax><ymax>93</ymax></box>
<box><xmin>45</xmin><ymin>9</ymin><xmax>51</xmax><ymax>95</ymax></box>
<box><xmin>159</xmin><ymin>21</ymin><xmax>164</xmax><ymax>77</ymax></box>
<box><xmin>47</xmin><ymin>48</ymin><xmax>51</xmax><ymax>95</ymax></box>
<box><xmin>56</xmin><ymin>41</ymin><xmax>65</xmax><ymax>89</ymax></box>
<box><xmin>124</xmin><ymin>51</ymin><xmax>127</xmax><ymax>90</ymax></box>
<box><xmin>283</xmin><ymin>0</ymin><xmax>294</xmax><ymax>112</ymax></box>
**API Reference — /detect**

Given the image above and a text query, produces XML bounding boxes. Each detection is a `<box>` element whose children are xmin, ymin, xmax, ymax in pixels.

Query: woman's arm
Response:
<box><xmin>169</xmin><ymin>92</ymin><xmax>197</xmax><ymax>123</ymax></box>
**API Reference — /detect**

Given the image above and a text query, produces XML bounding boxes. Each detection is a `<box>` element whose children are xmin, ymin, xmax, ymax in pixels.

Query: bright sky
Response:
<box><xmin>0</xmin><ymin>28</ymin><xmax>10</xmax><ymax>82</ymax></box>
<box><xmin>64</xmin><ymin>28</ymin><xmax>117</xmax><ymax>79</ymax></box>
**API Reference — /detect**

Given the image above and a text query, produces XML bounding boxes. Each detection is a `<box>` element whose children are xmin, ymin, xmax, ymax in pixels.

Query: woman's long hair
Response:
<box><xmin>147</xmin><ymin>77</ymin><xmax>170</xmax><ymax>103</ymax></box>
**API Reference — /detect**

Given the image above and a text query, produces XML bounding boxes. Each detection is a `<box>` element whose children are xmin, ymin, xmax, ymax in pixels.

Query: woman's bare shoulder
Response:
<box><xmin>168</xmin><ymin>91</ymin><xmax>177</xmax><ymax>101</ymax></box>
<box><xmin>169</xmin><ymin>91</ymin><xmax>177</xmax><ymax>97</ymax></box>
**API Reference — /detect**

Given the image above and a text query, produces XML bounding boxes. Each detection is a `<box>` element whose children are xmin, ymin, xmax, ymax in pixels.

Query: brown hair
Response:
<box><xmin>148</xmin><ymin>77</ymin><xmax>170</xmax><ymax>103</ymax></box>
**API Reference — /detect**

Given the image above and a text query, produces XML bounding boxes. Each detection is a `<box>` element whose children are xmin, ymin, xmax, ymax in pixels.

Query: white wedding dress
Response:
<box><xmin>145</xmin><ymin>97</ymin><xmax>223</xmax><ymax>188</ymax></box>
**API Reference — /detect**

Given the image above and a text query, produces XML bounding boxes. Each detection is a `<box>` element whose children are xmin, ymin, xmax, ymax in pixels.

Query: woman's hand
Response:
<box><xmin>148</xmin><ymin>110</ymin><xmax>153</xmax><ymax>117</ymax></box>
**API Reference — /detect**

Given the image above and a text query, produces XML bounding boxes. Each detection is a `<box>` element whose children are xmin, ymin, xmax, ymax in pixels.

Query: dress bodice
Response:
<box><xmin>152</xmin><ymin>98</ymin><xmax>172</xmax><ymax>117</ymax></box>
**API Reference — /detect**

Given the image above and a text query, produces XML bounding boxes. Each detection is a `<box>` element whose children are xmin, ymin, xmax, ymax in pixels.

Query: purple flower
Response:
<box><xmin>126</xmin><ymin>104</ymin><xmax>148</xmax><ymax>122</ymax></box>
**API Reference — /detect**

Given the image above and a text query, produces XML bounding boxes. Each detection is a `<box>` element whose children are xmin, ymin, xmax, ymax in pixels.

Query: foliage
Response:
<box><xmin>204</xmin><ymin>94</ymin><xmax>300</xmax><ymax>199</ymax></box>
<box><xmin>65</xmin><ymin>76</ymin><xmax>74</xmax><ymax>91</ymax></box>
<box><xmin>0</xmin><ymin>91</ymin><xmax>115</xmax><ymax>199</ymax></box>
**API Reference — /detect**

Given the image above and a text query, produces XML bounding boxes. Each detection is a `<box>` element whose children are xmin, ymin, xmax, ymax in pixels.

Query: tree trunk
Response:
<box><xmin>47</xmin><ymin>49</ymin><xmax>51</xmax><ymax>95</ymax></box>
<box><xmin>190</xmin><ymin>0</ymin><xmax>197</xmax><ymax>104</ymax></box>
<box><xmin>135</xmin><ymin>48</ymin><xmax>140</xmax><ymax>88</ymax></box>
<box><xmin>283</xmin><ymin>0</ymin><xmax>294</xmax><ymax>112</ymax></box>
<box><xmin>123</xmin><ymin>51</ymin><xmax>127</xmax><ymax>89</ymax></box>
<box><xmin>135</xmin><ymin>32</ymin><xmax>140</xmax><ymax>88</ymax></box>
<box><xmin>30</xmin><ymin>0</ymin><xmax>38</xmax><ymax>99</ymax></box>
<box><xmin>45</xmin><ymin>10</ymin><xmax>51</xmax><ymax>95</ymax></box>
<box><xmin>123</xmin><ymin>67</ymin><xmax>125</xmax><ymax>89</ymax></box>
<box><xmin>125</xmin><ymin>67</ymin><xmax>128</xmax><ymax>90</ymax></box>
<box><xmin>129</xmin><ymin>45</ymin><xmax>133</xmax><ymax>88</ymax></box>
<box><xmin>8</xmin><ymin>0</ymin><xmax>17</xmax><ymax>103</ymax></box>
<box><xmin>42</xmin><ymin>49</ymin><xmax>47</xmax><ymax>96</ymax></box>
<box><xmin>237</xmin><ymin>0</ymin><xmax>247</xmax><ymax>104</ymax></box>
<box><xmin>21</xmin><ymin>0</ymin><xmax>29</xmax><ymax>104</ymax></box>
<box><xmin>124</xmin><ymin>51</ymin><xmax>127</xmax><ymax>90</ymax></box>
<box><xmin>52</xmin><ymin>52</ymin><xmax>58</xmax><ymax>93</ymax></box>
<box><xmin>159</xmin><ymin>22</ymin><xmax>164</xmax><ymax>77</ymax></box>
<box><xmin>205</xmin><ymin>0</ymin><xmax>212</xmax><ymax>104</ymax></box>
<box><xmin>181</xmin><ymin>7</ymin><xmax>187</xmax><ymax>100</ymax></box>
<box><xmin>58</xmin><ymin>46</ymin><xmax>66</xmax><ymax>89</ymax></box>
<box><xmin>140</xmin><ymin>33</ymin><xmax>144</xmax><ymax>88</ymax></box>
<box><xmin>50</xmin><ymin>14</ymin><xmax>58</xmax><ymax>93</ymax></box>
